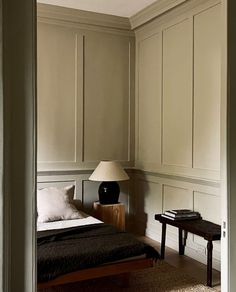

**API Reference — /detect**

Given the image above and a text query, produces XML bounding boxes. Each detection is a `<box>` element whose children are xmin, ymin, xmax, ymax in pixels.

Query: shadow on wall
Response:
<box><xmin>132</xmin><ymin>176</ymin><xmax>150</xmax><ymax>236</ymax></box>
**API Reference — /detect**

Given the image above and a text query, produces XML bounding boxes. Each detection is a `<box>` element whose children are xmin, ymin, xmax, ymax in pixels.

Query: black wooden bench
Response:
<box><xmin>155</xmin><ymin>214</ymin><xmax>221</xmax><ymax>287</ymax></box>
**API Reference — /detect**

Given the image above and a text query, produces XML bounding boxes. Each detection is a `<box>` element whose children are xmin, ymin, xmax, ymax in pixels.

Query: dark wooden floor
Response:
<box><xmin>140</xmin><ymin>236</ymin><xmax>221</xmax><ymax>291</ymax></box>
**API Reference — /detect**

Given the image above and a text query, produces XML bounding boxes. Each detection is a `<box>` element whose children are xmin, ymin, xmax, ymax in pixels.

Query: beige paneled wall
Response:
<box><xmin>37</xmin><ymin>5</ymin><xmax>135</xmax><ymax>228</ymax></box>
<box><xmin>162</xmin><ymin>19</ymin><xmax>192</xmax><ymax>168</ymax></box>
<box><xmin>193</xmin><ymin>5</ymin><xmax>221</xmax><ymax>172</ymax></box>
<box><xmin>135</xmin><ymin>1</ymin><xmax>221</xmax><ymax>179</ymax></box>
<box><xmin>135</xmin><ymin>0</ymin><xmax>221</xmax><ymax>269</ymax></box>
<box><xmin>136</xmin><ymin>0</ymin><xmax>221</xmax><ymax>181</ymax></box>
<box><xmin>37</xmin><ymin>5</ymin><xmax>135</xmax><ymax>171</ymax></box>
<box><xmin>84</xmin><ymin>33</ymin><xmax>131</xmax><ymax>163</ymax></box>
<box><xmin>38</xmin><ymin>24</ymin><xmax>83</xmax><ymax>166</ymax></box>
<box><xmin>134</xmin><ymin>178</ymin><xmax>162</xmax><ymax>232</ymax></box>
<box><xmin>137</xmin><ymin>33</ymin><xmax>162</xmax><ymax>168</ymax></box>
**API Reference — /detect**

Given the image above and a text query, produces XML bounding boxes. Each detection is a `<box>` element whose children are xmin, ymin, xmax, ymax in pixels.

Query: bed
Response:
<box><xmin>37</xmin><ymin>186</ymin><xmax>159</xmax><ymax>289</ymax></box>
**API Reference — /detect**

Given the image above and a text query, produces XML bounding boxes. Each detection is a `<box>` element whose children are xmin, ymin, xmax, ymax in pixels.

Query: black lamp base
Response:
<box><xmin>98</xmin><ymin>181</ymin><xmax>120</xmax><ymax>204</ymax></box>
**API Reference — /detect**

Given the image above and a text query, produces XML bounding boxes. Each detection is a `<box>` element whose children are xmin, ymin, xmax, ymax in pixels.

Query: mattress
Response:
<box><xmin>37</xmin><ymin>212</ymin><xmax>102</xmax><ymax>231</ymax></box>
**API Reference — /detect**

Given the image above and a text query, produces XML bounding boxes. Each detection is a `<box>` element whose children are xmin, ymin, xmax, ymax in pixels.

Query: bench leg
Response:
<box><xmin>179</xmin><ymin>229</ymin><xmax>187</xmax><ymax>255</ymax></box>
<box><xmin>183</xmin><ymin>230</ymin><xmax>188</xmax><ymax>246</ymax></box>
<box><xmin>161</xmin><ymin>223</ymin><xmax>166</xmax><ymax>259</ymax></box>
<box><xmin>207</xmin><ymin>240</ymin><xmax>213</xmax><ymax>287</ymax></box>
<box><xmin>179</xmin><ymin>228</ymin><xmax>183</xmax><ymax>255</ymax></box>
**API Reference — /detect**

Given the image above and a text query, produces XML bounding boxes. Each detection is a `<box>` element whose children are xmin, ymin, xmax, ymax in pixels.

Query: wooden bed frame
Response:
<box><xmin>37</xmin><ymin>257</ymin><xmax>154</xmax><ymax>289</ymax></box>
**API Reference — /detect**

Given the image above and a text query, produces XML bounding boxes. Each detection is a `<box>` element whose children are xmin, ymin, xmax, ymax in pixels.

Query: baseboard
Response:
<box><xmin>145</xmin><ymin>227</ymin><xmax>221</xmax><ymax>271</ymax></box>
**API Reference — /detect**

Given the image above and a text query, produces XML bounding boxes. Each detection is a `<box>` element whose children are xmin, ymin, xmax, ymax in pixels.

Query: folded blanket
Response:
<box><xmin>38</xmin><ymin>223</ymin><xmax>159</xmax><ymax>282</ymax></box>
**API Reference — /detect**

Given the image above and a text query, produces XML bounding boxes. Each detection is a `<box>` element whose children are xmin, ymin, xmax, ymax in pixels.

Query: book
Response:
<box><xmin>164</xmin><ymin>210</ymin><xmax>200</xmax><ymax>218</ymax></box>
<box><xmin>168</xmin><ymin>209</ymin><xmax>193</xmax><ymax>214</ymax></box>
<box><xmin>161</xmin><ymin>214</ymin><xmax>201</xmax><ymax>221</ymax></box>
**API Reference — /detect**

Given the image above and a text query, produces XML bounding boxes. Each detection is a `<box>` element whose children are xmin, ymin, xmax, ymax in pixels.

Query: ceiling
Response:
<box><xmin>37</xmin><ymin>0</ymin><xmax>158</xmax><ymax>17</ymax></box>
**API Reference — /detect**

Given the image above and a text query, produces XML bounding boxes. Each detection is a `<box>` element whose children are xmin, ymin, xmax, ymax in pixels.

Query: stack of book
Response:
<box><xmin>161</xmin><ymin>209</ymin><xmax>201</xmax><ymax>221</ymax></box>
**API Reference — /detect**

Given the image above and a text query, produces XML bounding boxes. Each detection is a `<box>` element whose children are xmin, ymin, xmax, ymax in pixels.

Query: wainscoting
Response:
<box><xmin>132</xmin><ymin>170</ymin><xmax>221</xmax><ymax>270</ymax></box>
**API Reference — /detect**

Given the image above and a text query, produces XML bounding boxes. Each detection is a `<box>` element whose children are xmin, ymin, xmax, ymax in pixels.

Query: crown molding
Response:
<box><xmin>130</xmin><ymin>0</ymin><xmax>188</xmax><ymax>29</ymax></box>
<box><xmin>37</xmin><ymin>3</ymin><xmax>132</xmax><ymax>32</ymax></box>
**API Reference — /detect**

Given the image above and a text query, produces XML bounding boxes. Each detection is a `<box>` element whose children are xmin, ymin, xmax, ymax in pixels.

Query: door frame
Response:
<box><xmin>0</xmin><ymin>0</ymin><xmax>37</xmax><ymax>291</ymax></box>
<box><xmin>220</xmin><ymin>0</ymin><xmax>228</xmax><ymax>291</ymax></box>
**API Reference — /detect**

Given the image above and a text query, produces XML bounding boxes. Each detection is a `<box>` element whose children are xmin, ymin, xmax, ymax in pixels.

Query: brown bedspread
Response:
<box><xmin>37</xmin><ymin>223</ymin><xmax>159</xmax><ymax>283</ymax></box>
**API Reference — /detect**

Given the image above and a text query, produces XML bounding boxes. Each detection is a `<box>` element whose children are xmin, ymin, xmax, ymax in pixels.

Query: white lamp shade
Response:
<box><xmin>89</xmin><ymin>161</ymin><xmax>129</xmax><ymax>182</ymax></box>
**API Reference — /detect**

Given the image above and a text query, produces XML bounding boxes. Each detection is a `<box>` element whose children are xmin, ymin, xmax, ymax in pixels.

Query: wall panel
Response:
<box><xmin>162</xmin><ymin>19</ymin><xmax>192</xmax><ymax>167</ymax></box>
<box><xmin>163</xmin><ymin>185</ymin><xmax>193</xmax><ymax>211</ymax></box>
<box><xmin>135</xmin><ymin>178</ymin><xmax>162</xmax><ymax>234</ymax></box>
<box><xmin>82</xmin><ymin>180</ymin><xmax>101</xmax><ymax>213</ymax></box>
<box><xmin>38</xmin><ymin>23</ymin><xmax>83</xmax><ymax>165</ymax></box>
<box><xmin>193</xmin><ymin>4</ymin><xmax>221</xmax><ymax>171</ymax></box>
<box><xmin>194</xmin><ymin>191</ymin><xmax>221</xmax><ymax>224</ymax></box>
<box><xmin>137</xmin><ymin>33</ymin><xmax>162</xmax><ymax>167</ymax></box>
<box><xmin>84</xmin><ymin>34</ymin><xmax>132</xmax><ymax>163</ymax></box>
<box><xmin>37</xmin><ymin>16</ymin><xmax>135</xmax><ymax>171</ymax></box>
<box><xmin>193</xmin><ymin>191</ymin><xmax>221</xmax><ymax>255</ymax></box>
<box><xmin>163</xmin><ymin>184</ymin><xmax>192</xmax><ymax>235</ymax></box>
<box><xmin>135</xmin><ymin>2</ymin><xmax>221</xmax><ymax>180</ymax></box>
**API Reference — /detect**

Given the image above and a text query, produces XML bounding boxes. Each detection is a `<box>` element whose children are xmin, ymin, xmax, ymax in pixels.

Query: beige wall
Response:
<box><xmin>135</xmin><ymin>0</ymin><xmax>221</xmax><ymax>180</ymax></box>
<box><xmin>135</xmin><ymin>0</ymin><xmax>221</xmax><ymax>269</ymax></box>
<box><xmin>37</xmin><ymin>5</ymin><xmax>135</xmax><ymax>171</ymax></box>
<box><xmin>37</xmin><ymin>4</ymin><xmax>135</xmax><ymax>218</ymax></box>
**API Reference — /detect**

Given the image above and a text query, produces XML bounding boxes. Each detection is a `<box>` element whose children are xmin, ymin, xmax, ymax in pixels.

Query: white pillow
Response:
<box><xmin>37</xmin><ymin>185</ymin><xmax>83</xmax><ymax>223</ymax></box>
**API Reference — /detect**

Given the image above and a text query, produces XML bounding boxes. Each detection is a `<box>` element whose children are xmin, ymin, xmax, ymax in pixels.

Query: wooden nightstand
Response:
<box><xmin>93</xmin><ymin>202</ymin><xmax>125</xmax><ymax>231</ymax></box>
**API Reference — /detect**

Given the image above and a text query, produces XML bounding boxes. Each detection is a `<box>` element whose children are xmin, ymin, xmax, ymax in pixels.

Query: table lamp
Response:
<box><xmin>89</xmin><ymin>160</ymin><xmax>129</xmax><ymax>204</ymax></box>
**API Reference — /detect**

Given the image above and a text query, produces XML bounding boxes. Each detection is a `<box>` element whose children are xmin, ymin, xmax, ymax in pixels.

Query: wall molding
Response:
<box><xmin>37</xmin><ymin>3</ymin><xmax>133</xmax><ymax>34</ymax></box>
<box><xmin>132</xmin><ymin>169</ymin><xmax>220</xmax><ymax>188</ymax></box>
<box><xmin>81</xmin><ymin>40</ymin><xmax>134</xmax><ymax>165</ymax></box>
<box><xmin>37</xmin><ymin>169</ymin><xmax>94</xmax><ymax>176</ymax></box>
<box><xmin>133</xmin><ymin>0</ymin><xmax>221</xmax><ymax>36</ymax></box>
<box><xmin>37</xmin><ymin>0</ymin><xmax>220</xmax><ymax>34</ymax></box>
<box><xmin>130</xmin><ymin>0</ymin><xmax>188</xmax><ymax>29</ymax></box>
<box><xmin>37</xmin><ymin>27</ymin><xmax>84</xmax><ymax>171</ymax></box>
<box><xmin>38</xmin><ymin>168</ymin><xmax>220</xmax><ymax>188</ymax></box>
